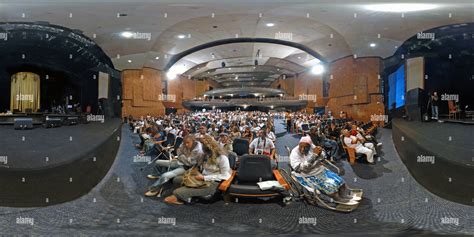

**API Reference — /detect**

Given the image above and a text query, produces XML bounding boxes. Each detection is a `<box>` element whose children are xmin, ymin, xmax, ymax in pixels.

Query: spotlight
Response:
<box><xmin>311</xmin><ymin>64</ymin><xmax>324</xmax><ymax>75</ymax></box>
<box><xmin>266</xmin><ymin>23</ymin><xmax>275</xmax><ymax>27</ymax></box>
<box><xmin>177</xmin><ymin>34</ymin><xmax>186</xmax><ymax>39</ymax></box>
<box><xmin>370</xmin><ymin>43</ymin><xmax>377</xmax><ymax>47</ymax></box>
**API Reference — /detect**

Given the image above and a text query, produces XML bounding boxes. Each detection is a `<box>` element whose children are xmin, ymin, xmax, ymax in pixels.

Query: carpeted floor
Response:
<box><xmin>0</xmin><ymin>120</ymin><xmax>473</xmax><ymax>236</ymax></box>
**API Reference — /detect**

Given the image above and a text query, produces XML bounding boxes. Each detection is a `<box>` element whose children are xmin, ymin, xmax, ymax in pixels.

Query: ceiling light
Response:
<box><xmin>266</xmin><ymin>23</ymin><xmax>275</xmax><ymax>27</ymax></box>
<box><xmin>127</xmin><ymin>59</ymin><xmax>132</xmax><ymax>63</ymax></box>
<box><xmin>177</xmin><ymin>34</ymin><xmax>186</xmax><ymax>39</ymax></box>
<box><xmin>369</xmin><ymin>43</ymin><xmax>377</xmax><ymax>48</ymax></box>
<box><xmin>311</xmin><ymin>64</ymin><xmax>324</xmax><ymax>75</ymax></box>
<box><xmin>166</xmin><ymin>71</ymin><xmax>177</xmax><ymax>80</ymax></box>
<box><xmin>364</xmin><ymin>4</ymin><xmax>438</xmax><ymax>13</ymax></box>
<box><xmin>121</xmin><ymin>31</ymin><xmax>134</xmax><ymax>38</ymax></box>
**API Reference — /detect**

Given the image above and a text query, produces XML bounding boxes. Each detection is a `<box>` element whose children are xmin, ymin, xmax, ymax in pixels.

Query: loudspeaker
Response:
<box><xmin>14</xmin><ymin>118</ymin><xmax>33</xmax><ymax>130</ymax></box>
<box><xmin>45</xmin><ymin>117</ymin><xmax>62</xmax><ymax>128</ymax></box>
<box><xmin>65</xmin><ymin>117</ymin><xmax>79</xmax><ymax>126</ymax></box>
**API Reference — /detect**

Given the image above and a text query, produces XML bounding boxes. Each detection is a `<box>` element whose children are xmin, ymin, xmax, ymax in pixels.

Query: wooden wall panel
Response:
<box><xmin>326</xmin><ymin>56</ymin><xmax>384</xmax><ymax>122</ymax></box>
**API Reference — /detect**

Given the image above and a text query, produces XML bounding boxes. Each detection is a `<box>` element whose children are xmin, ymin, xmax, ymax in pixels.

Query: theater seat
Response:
<box><xmin>232</xmin><ymin>138</ymin><xmax>249</xmax><ymax>156</ymax></box>
<box><xmin>219</xmin><ymin>155</ymin><xmax>289</xmax><ymax>199</ymax></box>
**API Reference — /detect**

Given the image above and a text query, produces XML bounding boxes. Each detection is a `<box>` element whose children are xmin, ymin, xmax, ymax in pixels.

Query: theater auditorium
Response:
<box><xmin>0</xmin><ymin>0</ymin><xmax>473</xmax><ymax>236</ymax></box>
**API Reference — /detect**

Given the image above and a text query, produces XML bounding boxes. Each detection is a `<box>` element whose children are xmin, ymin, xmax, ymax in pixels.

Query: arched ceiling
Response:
<box><xmin>0</xmin><ymin>0</ymin><xmax>472</xmax><ymax>88</ymax></box>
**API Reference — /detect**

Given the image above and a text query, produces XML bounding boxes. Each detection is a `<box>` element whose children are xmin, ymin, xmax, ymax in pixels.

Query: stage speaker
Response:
<box><xmin>405</xmin><ymin>88</ymin><xmax>428</xmax><ymax>122</ymax></box>
<box><xmin>45</xmin><ymin>117</ymin><xmax>62</xmax><ymax>128</ymax></box>
<box><xmin>14</xmin><ymin>118</ymin><xmax>33</xmax><ymax>130</ymax></box>
<box><xmin>65</xmin><ymin>117</ymin><xmax>79</xmax><ymax>126</ymax></box>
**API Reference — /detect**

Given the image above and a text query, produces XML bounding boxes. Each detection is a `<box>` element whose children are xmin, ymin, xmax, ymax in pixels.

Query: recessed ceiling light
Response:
<box><xmin>369</xmin><ymin>43</ymin><xmax>377</xmax><ymax>47</ymax></box>
<box><xmin>121</xmin><ymin>31</ymin><xmax>134</xmax><ymax>38</ymax></box>
<box><xmin>155</xmin><ymin>56</ymin><xmax>159</xmax><ymax>60</ymax></box>
<box><xmin>266</xmin><ymin>23</ymin><xmax>275</xmax><ymax>27</ymax></box>
<box><xmin>364</xmin><ymin>4</ymin><xmax>438</xmax><ymax>13</ymax></box>
<box><xmin>177</xmin><ymin>34</ymin><xmax>186</xmax><ymax>39</ymax></box>
<box><xmin>127</xmin><ymin>59</ymin><xmax>132</xmax><ymax>63</ymax></box>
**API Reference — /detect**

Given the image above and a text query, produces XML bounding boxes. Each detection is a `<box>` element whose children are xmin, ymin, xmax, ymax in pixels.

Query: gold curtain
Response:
<box><xmin>10</xmin><ymin>72</ymin><xmax>41</xmax><ymax>113</ymax></box>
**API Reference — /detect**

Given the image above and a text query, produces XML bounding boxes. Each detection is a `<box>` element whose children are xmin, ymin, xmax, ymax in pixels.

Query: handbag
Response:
<box><xmin>182</xmin><ymin>167</ymin><xmax>211</xmax><ymax>188</ymax></box>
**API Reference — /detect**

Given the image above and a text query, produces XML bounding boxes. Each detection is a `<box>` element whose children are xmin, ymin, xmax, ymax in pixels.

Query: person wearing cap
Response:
<box><xmin>289</xmin><ymin>136</ymin><xmax>360</xmax><ymax>205</ymax></box>
<box><xmin>217</xmin><ymin>132</ymin><xmax>233</xmax><ymax>152</ymax></box>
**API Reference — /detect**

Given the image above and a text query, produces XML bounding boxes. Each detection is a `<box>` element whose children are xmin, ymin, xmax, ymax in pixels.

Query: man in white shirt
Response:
<box><xmin>249</xmin><ymin>129</ymin><xmax>277</xmax><ymax>168</ymax></box>
<box><xmin>342</xmin><ymin>129</ymin><xmax>375</xmax><ymax>164</ymax></box>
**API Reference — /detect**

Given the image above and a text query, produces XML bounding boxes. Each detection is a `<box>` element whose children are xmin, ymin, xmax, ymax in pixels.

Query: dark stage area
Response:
<box><xmin>0</xmin><ymin>119</ymin><xmax>122</xmax><ymax>207</ymax></box>
<box><xmin>392</xmin><ymin>118</ymin><xmax>474</xmax><ymax>205</ymax></box>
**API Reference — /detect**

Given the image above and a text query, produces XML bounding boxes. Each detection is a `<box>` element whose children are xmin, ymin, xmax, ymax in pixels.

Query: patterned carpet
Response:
<box><xmin>0</xmin><ymin>120</ymin><xmax>472</xmax><ymax>236</ymax></box>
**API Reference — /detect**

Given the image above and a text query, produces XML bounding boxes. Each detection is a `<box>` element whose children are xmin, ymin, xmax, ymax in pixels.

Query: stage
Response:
<box><xmin>0</xmin><ymin>112</ymin><xmax>90</xmax><ymax>125</ymax></box>
<box><xmin>0</xmin><ymin>119</ymin><xmax>122</xmax><ymax>207</ymax></box>
<box><xmin>392</xmin><ymin>118</ymin><xmax>474</xmax><ymax>205</ymax></box>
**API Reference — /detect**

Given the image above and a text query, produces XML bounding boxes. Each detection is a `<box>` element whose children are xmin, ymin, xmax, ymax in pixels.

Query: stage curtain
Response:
<box><xmin>10</xmin><ymin>72</ymin><xmax>41</xmax><ymax>112</ymax></box>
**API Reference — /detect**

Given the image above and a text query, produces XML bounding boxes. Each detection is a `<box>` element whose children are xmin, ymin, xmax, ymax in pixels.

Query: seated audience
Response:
<box><xmin>164</xmin><ymin>135</ymin><xmax>231</xmax><ymax>204</ymax></box>
<box><xmin>249</xmin><ymin>129</ymin><xmax>277</xmax><ymax>168</ymax></box>
<box><xmin>342</xmin><ymin>129</ymin><xmax>375</xmax><ymax>164</ymax></box>
<box><xmin>145</xmin><ymin>135</ymin><xmax>204</xmax><ymax>197</ymax></box>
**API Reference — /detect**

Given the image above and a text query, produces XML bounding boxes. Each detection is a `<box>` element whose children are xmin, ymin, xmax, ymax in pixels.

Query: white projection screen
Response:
<box><xmin>98</xmin><ymin>72</ymin><xmax>109</xmax><ymax>99</ymax></box>
<box><xmin>406</xmin><ymin>57</ymin><xmax>425</xmax><ymax>91</ymax></box>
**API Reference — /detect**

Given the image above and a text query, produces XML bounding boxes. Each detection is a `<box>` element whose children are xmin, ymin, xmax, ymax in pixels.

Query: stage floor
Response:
<box><xmin>0</xmin><ymin>120</ymin><xmax>121</xmax><ymax>170</ymax></box>
<box><xmin>392</xmin><ymin>119</ymin><xmax>472</xmax><ymax>165</ymax></box>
